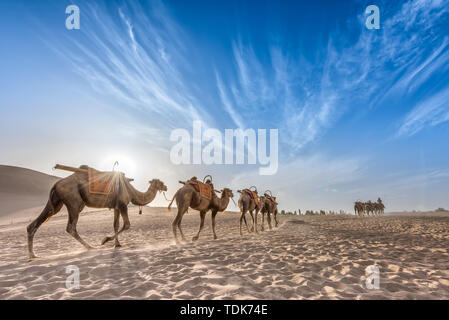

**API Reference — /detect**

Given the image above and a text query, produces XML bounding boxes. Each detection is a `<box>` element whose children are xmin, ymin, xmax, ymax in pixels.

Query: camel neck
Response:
<box><xmin>217</xmin><ymin>195</ymin><xmax>230</xmax><ymax>212</ymax></box>
<box><xmin>127</xmin><ymin>181</ymin><xmax>158</xmax><ymax>206</ymax></box>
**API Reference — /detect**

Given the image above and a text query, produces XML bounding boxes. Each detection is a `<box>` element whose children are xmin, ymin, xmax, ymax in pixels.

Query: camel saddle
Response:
<box><xmin>88</xmin><ymin>168</ymin><xmax>119</xmax><ymax>195</ymax></box>
<box><xmin>187</xmin><ymin>177</ymin><xmax>213</xmax><ymax>200</ymax></box>
<box><xmin>243</xmin><ymin>189</ymin><xmax>259</xmax><ymax>206</ymax></box>
<box><xmin>265</xmin><ymin>194</ymin><xmax>278</xmax><ymax>205</ymax></box>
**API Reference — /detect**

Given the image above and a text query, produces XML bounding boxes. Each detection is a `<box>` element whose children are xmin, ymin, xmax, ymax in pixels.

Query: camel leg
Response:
<box><xmin>101</xmin><ymin>209</ymin><xmax>120</xmax><ymax>246</ymax></box>
<box><xmin>113</xmin><ymin>209</ymin><xmax>121</xmax><ymax>247</ymax></box>
<box><xmin>116</xmin><ymin>206</ymin><xmax>130</xmax><ymax>247</ymax></box>
<box><xmin>101</xmin><ymin>206</ymin><xmax>131</xmax><ymax>247</ymax></box>
<box><xmin>273</xmin><ymin>210</ymin><xmax>279</xmax><ymax>228</ymax></box>
<box><xmin>254</xmin><ymin>211</ymin><xmax>258</xmax><ymax>234</ymax></box>
<box><xmin>267</xmin><ymin>212</ymin><xmax>272</xmax><ymax>230</ymax></box>
<box><xmin>177</xmin><ymin>216</ymin><xmax>187</xmax><ymax>242</ymax></box>
<box><xmin>27</xmin><ymin>198</ymin><xmax>63</xmax><ymax>259</ymax></box>
<box><xmin>239</xmin><ymin>210</ymin><xmax>246</xmax><ymax>236</ymax></box>
<box><xmin>172</xmin><ymin>214</ymin><xmax>181</xmax><ymax>243</ymax></box>
<box><xmin>192</xmin><ymin>211</ymin><xmax>206</xmax><ymax>241</ymax></box>
<box><xmin>66</xmin><ymin>206</ymin><xmax>93</xmax><ymax>250</ymax></box>
<box><xmin>172</xmin><ymin>206</ymin><xmax>188</xmax><ymax>244</ymax></box>
<box><xmin>248</xmin><ymin>211</ymin><xmax>255</xmax><ymax>232</ymax></box>
<box><xmin>211</xmin><ymin>210</ymin><xmax>218</xmax><ymax>240</ymax></box>
<box><xmin>261</xmin><ymin>212</ymin><xmax>265</xmax><ymax>231</ymax></box>
<box><xmin>243</xmin><ymin>214</ymin><xmax>251</xmax><ymax>233</ymax></box>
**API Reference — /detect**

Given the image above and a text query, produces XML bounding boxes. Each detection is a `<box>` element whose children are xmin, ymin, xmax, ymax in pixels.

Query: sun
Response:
<box><xmin>99</xmin><ymin>154</ymin><xmax>136</xmax><ymax>178</ymax></box>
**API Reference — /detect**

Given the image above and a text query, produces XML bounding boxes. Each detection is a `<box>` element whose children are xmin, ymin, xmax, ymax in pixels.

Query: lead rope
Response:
<box><xmin>162</xmin><ymin>192</ymin><xmax>171</xmax><ymax>202</ymax></box>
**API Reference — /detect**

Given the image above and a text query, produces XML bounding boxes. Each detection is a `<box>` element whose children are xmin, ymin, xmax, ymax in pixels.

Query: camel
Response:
<box><xmin>168</xmin><ymin>178</ymin><xmax>234</xmax><ymax>243</ymax></box>
<box><xmin>375</xmin><ymin>198</ymin><xmax>385</xmax><ymax>215</ymax></box>
<box><xmin>365</xmin><ymin>201</ymin><xmax>374</xmax><ymax>216</ymax></box>
<box><xmin>354</xmin><ymin>201</ymin><xmax>364</xmax><ymax>217</ymax></box>
<box><xmin>260</xmin><ymin>191</ymin><xmax>278</xmax><ymax>231</ymax></box>
<box><xmin>26</xmin><ymin>166</ymin><xmax>167</xmax><ymax>259</ymax></box>
<box><xmin>237</xmin><ymin>187</ymin><xmax>262</xmax><ymax>235</ymax></box>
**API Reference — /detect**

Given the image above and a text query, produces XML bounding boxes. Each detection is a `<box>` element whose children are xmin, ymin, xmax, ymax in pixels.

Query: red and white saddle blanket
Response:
<box><xmin>88</xmin><ymin>168</ymin><xmax>118</xmax><ymax>195</ymax></box>
<box><xmin>187</xmin><ymin>178</ymin><xmax>213</xmax><ymax>200</ymax></box>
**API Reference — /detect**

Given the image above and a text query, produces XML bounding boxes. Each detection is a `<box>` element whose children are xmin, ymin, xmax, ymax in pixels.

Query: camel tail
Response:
<box><xmin>167</xmin><ymin>190</ymin><xmax>178</xmax><ymax>211</ymax></box>
<box><xmin>42</xmin><ymin>186</ymin><xmax>58</xmax><ymax>224</ymax></box>
<box><xmin>238</xmin><ymin>198</ymin><xmax>243</xmax><ymax>211</ymax></box>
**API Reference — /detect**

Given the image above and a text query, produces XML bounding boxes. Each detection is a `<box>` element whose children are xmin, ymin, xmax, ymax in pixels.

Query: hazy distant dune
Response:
<box><xmin>0</xmin><ymin>165</ymin><xmax>60</xmax><ymax>219</ymax></box>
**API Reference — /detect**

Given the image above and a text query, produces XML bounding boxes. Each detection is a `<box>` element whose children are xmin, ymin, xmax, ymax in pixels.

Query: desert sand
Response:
<box><xmin>1</xmin><ymin>206</ymin><xmax>449</xmax><ymax>300</ymax></box>
<box><xmin>1</xmin><ymin>166</ymin><xmax>449</xmax><ymax>299</ymax></box>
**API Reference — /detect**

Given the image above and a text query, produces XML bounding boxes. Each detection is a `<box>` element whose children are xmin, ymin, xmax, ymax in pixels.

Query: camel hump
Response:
<box><xmin>79</xmin><ymin>165</ymin><xmax>89</xmax><ymax>170</ymax></box>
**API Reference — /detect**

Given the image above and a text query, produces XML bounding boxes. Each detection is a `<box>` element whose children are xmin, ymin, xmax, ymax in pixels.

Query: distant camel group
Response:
<box><xmin>354</xmin><ymin>198</ymin><xmax>385</xmax><ymax>217</ymax></box>
<box><xmin>26</xmin><ymin>166</ymin><xmax>279</xmax><ymax>259</ymax></box>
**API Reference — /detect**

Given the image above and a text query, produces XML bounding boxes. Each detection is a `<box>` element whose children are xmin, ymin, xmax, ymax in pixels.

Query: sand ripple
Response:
<box><xmin>1</xmin><ymin>208</ymin><xmax>449</xmax><ymax>299</ymax></box>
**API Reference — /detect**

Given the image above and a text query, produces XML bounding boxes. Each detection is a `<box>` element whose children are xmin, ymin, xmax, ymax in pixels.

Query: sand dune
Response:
<box><xmin>1</xmin><ymin>207</ymin><xmax>449</xmax><ymax>299</ymax></box>
<box><xmin>0</xmin><ymin>165</ymin><xmax>60</xmax><ymax>222</ymax></box>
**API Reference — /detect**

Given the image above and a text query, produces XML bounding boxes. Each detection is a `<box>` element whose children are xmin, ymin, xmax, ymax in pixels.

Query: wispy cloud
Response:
<box><xmin>215</xmin><ymin>72</ymin><xmax>245</xmax><ymax>129</ymax></box>
<box><xmin>213</xmin><ymin>0</ymin><xmax>449</xmax><ymax>152</ymax></box>
<box><xmin>397</xmin><ymin>86</ymin><xmax>449</xmax><ymax>136</ymax></box>
<box><xmin>53</xmin><ymin>1</ymin><xmax>217</xmax><ymax>145</ymax></box>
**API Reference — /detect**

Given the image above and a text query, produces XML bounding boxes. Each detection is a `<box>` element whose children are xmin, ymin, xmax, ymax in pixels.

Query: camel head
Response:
<box><xmin>220</xmin><ymin>188</ymin><xmax>234</xmax><ymax>199</ymax></box>
<box><xmin>149</xmin><ymin>179</ymin><xmax>168</xmax><ymax>192</ymax></box>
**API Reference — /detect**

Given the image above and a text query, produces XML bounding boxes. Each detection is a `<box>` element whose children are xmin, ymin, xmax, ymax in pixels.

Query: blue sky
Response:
<box><xmin>1</xmin><ymin>0</ymin><xmax>449</xmax><ymax>212</ymax></box>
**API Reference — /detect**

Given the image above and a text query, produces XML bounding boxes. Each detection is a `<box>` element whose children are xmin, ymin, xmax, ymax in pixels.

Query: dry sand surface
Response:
<box><xmin>1</xmin><ymin>207</ymin><xmax>449</xmax><ymax>300</ymax></box>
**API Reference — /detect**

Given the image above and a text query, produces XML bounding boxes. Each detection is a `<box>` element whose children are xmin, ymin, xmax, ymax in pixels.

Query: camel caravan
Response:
<box><xmin>26</xmin><ymin>165</ymin><xmax>279</xmax><ymax>259</ymax></box>
<box><xmin>354</xmin><ymin>198</ymin><xmax>385</xmax><ymax>217</ymax></box>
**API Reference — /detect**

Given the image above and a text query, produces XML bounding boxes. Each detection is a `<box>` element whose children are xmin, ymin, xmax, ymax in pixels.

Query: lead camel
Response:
<box><xmin>26</xmin><ymin>165</ymin><xmax>167</xmax><ymax>259</ymax></box>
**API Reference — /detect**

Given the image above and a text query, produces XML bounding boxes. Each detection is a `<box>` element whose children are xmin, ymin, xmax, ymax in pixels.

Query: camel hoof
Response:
<box><xmin>114</xmin><ymin>243</ymin><xmax>122</xmax><ymax>248</ymax></box>
<box><xmin>192</xmin><ymin>236</ymin><xmax>199</xmax><ymax>242</ymax></box>
<box><xmin>28</xmin><ymin>254</ymin><xmax>39</xmax><ymax>260</ymax></box>
<box><xmin>213</xmin><ymin>235</ymin><xmax>218</xmax><ymax>240</ymax></box>
<box><xmin>101</xmin><ymin>237</ymin><xmax>112</xmax><ymax>245</ymax></box>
